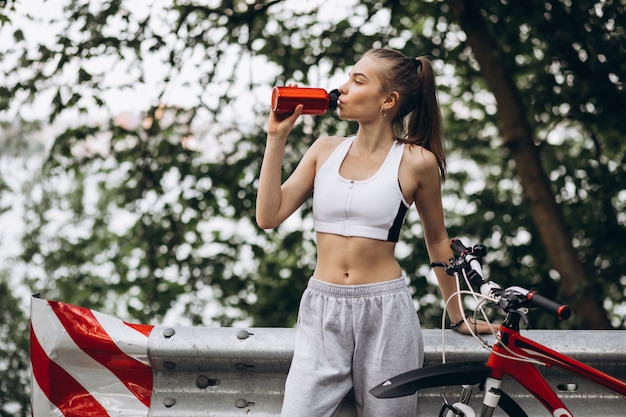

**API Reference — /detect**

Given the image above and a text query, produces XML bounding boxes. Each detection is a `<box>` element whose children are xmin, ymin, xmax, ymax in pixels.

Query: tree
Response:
<box><xmin>382</xmin><ymin>0</ymin><xmax>624</xmax><ymax>329</ymax></box>
<box><xmin>0</xmin><ymin>118</ymin><xmax>43</xmax><ymax>417</ymax></box>
<box><xmin>0</xmin><ymin>271</ymin><xmax>31</xmax><ymax>417</ymax></box>
<box><xmin>445</xmin><ymin>0</ymin><xmax>619</xmax><ymax>328</ymax></box>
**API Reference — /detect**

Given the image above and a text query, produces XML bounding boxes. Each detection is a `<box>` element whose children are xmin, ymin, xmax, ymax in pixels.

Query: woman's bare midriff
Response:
<box><xmin>313</xmin><ymin>232</ymin><xmax>403</xmax><ymax>285</ymax></box>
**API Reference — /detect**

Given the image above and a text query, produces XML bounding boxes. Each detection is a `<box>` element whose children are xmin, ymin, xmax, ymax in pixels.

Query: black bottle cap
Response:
<box><xmin>328</xmin><ymin>89</ymin><xmax>340</xmax><ymax>111</ymax></box>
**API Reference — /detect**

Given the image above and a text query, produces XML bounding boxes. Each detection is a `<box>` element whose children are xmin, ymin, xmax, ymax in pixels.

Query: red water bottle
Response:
<box><xmin>271</xmin><ymin>86</ymin><xmax>340</xmax><ymax>115</ymax></box>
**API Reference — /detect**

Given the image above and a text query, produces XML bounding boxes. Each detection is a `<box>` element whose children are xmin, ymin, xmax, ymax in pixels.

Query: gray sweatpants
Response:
<box><xmin>281</xmin><ymin>276</ymin><xmax>424</xmax><ymax>417</ymax></box>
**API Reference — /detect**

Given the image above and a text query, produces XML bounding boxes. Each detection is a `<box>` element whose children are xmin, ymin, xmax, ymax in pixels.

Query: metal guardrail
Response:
<box><xmin>149</xmin><ymin>327</ymin><xmax>296</xmax><ymax>417</ymax></box>
<box><xmin>147</xmin><ymin>328</ymin><xmax>626</xmax><ymax>417</ymax></box>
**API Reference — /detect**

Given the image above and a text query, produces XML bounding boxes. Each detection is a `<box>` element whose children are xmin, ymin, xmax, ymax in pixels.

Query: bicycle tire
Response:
<box><xmin>496</xmin><ymin>390</ymin><xmax>529</xmax><ymax>417</ymax></box>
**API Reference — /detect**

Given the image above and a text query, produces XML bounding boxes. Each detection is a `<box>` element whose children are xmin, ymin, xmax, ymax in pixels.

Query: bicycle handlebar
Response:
<box><xmin>450</xmin><ymin>238</ymin><xmax>471</xmax><ymax>257</ymax></box>
<box><xmin>527</xmin><ymin>291</ymin><xmax>571</xmax><ymax>320</ymax></box>
<box><xmin>448</xmin><ymin>238</ymin><xmax>571</xmax><ymax>321</ymax></box>
<box><xmin>448</xmin><ymin>238</ymin><xmax>493</xmax><ymax>296</ymax></box>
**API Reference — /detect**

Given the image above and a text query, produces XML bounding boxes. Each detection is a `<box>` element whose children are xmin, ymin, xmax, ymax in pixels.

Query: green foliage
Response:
<box><xmin>0</xmin><ymin>272</ymin><xmax>30</xmax><ymax>417</ymax></box>
<box><xmin>2</xmin><ymin>0</ymin><xmax>624</xmax><ymax>324</ymax></box>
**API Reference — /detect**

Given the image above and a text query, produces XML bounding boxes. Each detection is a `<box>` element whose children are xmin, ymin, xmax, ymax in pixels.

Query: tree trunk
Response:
<box><xmin>446</xmin><ymin>0</ymin><xmax>610</xmax><ymax>329</ymax></box>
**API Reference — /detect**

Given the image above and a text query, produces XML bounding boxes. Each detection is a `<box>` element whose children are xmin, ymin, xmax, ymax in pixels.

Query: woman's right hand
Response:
<box><xmin>267</xmin><ymin>84</ymin><xmax>303</xmax><ymax>140</ymax></box>
<box><xmin>267</xmin><ymin>104</ymin><xmax>303</xmax><ymax>139</ymax></box>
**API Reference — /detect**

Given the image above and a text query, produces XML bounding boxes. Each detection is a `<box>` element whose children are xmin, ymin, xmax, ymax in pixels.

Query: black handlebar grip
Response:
<box><xmin>527</xmin><ymin>292</ymin><xmax>571</xmax><ymax>320</ymax></box>
<box><xmin>450</xmin><ymin>238</ymin><xmax>469</xmax><ymax>257</ymax></box>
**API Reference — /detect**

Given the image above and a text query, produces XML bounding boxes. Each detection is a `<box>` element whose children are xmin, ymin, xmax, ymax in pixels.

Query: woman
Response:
<box><xmin>256</xmin><ymin>48</ymin><xmax>490</xmax><ymax>417</ymax></box>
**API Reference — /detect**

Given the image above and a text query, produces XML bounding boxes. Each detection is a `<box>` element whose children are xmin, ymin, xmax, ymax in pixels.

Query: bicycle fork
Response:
<box><xmin>441</xmin><ymin>378</ymin><xmax>502</xmax><ymax>417</ymax></box>
<box><xmin>479</xmin><ymin>377</ymin><xmax>502</xmax><ymax>417</ymax></box>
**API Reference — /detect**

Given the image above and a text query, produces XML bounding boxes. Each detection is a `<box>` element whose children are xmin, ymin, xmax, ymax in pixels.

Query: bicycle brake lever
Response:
<box><xmin>429</xmin><ymin>261</ymin><xmax>457</xmax><ymax>277</ymax></box>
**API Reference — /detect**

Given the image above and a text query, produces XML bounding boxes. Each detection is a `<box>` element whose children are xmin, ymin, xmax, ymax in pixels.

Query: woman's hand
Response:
<box><xmin>267</xmin><ymin>84</ymin><xmax>303</xmax><ymax>139</ymax></box>
<box><xmin>268</xmin><ymin>104</ymin><xmax>303</xmax><ymax>138</ymax></box>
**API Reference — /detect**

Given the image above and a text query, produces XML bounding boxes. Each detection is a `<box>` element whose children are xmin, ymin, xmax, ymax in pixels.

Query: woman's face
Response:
<box><xmin>337</xmin><ymin>56</ymin><xmax>389</xmax><ymax>123</ymax></box>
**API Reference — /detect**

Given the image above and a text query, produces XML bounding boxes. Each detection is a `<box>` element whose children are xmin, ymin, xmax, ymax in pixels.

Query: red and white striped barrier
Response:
<box><xmin>30</xmin><ymin>296</ymin><xmax>154</xmax><ymax>416</ymax></box>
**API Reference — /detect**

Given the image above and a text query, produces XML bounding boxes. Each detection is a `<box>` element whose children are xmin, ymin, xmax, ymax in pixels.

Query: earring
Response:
<box><xmin>380</xmin><ymin>107</ymin><xmax>387</xmax><ymax>118</ymax></box>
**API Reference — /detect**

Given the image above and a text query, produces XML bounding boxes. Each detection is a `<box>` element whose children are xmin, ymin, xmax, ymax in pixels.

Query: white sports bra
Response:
<box><xmin>313</xmin><ymin>137</ymin><xmax>410</xmax><ymax>242</ymax></box>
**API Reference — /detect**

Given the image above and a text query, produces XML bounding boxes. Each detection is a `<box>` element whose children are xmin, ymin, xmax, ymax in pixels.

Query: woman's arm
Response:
<box><xmin>412</xmin><ymin>152</ymin><xmax>461</xmax><ymax>321</ymax></box>
<box><xmin>256</xmin><ymin>105</ymin><xmax>316</xmax><ymax>229</ymax></box>
<box><xmin>412</xmin><ymin>149</ymin><xmax>495</xmax><ymax>334</ymax></box>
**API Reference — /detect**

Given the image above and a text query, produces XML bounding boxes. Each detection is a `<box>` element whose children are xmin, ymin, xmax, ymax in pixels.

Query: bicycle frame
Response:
<box><xmin>486</xmin><ymin>324</ymin><xmax>626</xmax><ymax>417</ymax></box>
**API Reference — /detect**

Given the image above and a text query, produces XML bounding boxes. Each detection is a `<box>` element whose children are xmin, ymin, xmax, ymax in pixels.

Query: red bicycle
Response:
<box><xmin>370</xmin><ymin>239</ymin><xmax>626</xmax><ymax>417</ymax></box>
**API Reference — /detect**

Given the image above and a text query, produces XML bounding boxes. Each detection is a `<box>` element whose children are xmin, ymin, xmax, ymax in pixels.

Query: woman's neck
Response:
<box><xmin>355</xmin><ymin>124</ymin><xmax>395</xmax><ymax>154</ymax></box>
